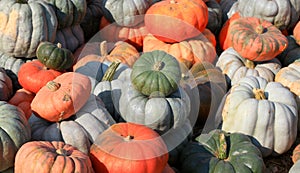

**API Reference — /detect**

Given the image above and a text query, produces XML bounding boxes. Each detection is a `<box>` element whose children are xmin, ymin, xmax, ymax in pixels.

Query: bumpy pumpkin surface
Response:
<box><xmin>219</xmin><ymin>76</ymin><xmax>298</xmax><ymax>157</ymax></box>
<box><xmin>0</xmin><ymin>101</ymin><xmax>31</xmax><ymax>171</ymax></box>
<box><xmin>179</xmin><ymin>129</ymin><xmax>265</xmax><ymax>173</ymax></box>
<box><xmin>15</xmin><ymin>141</ymin><xmax>94</xmax><ymax>173</ymax></box>
<box><xmin>0</xmin><ymin>0</ymin><xmax>58</xmax><ymax>58</ymax></box>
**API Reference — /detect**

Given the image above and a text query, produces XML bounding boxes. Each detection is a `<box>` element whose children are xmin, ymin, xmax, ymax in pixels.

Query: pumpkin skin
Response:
<box><xmin>179</xmin><ymin>129</ymin><xmax>265</xmax><ymax>173</ymax></box>
<box><xmin>29</xmin><ymin>94</ymin><xmax>115</xmax><ymax>154</ymax></box>
<box><xmin>8</xmin><ymin>88</ymin><xmax>35</xmax><ymax>119</ymax></box>
<box><xmin>144</xmin><ymin>0</ymin><xmax>209</xmax><ymax>43</ymax></box>
<box><xmin>289</xmin><ymin>161</ymin><xmax>300</xmax><ymax>173</ymax></box>
<box><xmin>231</xmin><ymin>0</ymin><xmax>300</xmax><ymax>31</ymax></box>
<box><xmin>216</xmin><ymin>47</ymin><xmax>282</xmax><ymax>87</ymax></box>
<box><xmin>219</xmin><ymin>76</ymin><xmax>298</xmax><ymax>157</ymax></box>
<box><xmin>293</xmin><ymin>21</ymin><xmax>300</xmax><ymax>46</ymax></box>
<box><xmin>292</xmin><ymin>144</ymin><xmax>300</xmax><ymax>163</ymax></box>
<box><xmin>0</xmin><ymin>101</ymin><xmax>31</xmax><ymax>171</ymax></box>
<box><xmin>0</xmin><ymin>68</ymin><xmax>13</xmax><ymax>101</ymax></box>
<box><xmin>100</xmin><ymin>0</ymin><xmax>152</xmax><ymax>27</ymax></box>
<box><xmin>131</xmin><ymin>50</ymin><xmax>182</xmax><ymax>97</ymax></box>
<box><xmin>276</xmin><ymin>35</ymin><xmax>300</xmax><ymax>67</ymax></box>
<box><xmin>227</xmin><ymin>17</ymin><xmax>288</xmax><ymax>61</ymax></box>
<box><xmin>0</xmin><ymin>0</ymin><xmax>58</xmax><ymax>58</ymax></box>
<box><xmin>143</xmin><ymin>33</ymin><xmax>217</xmax><ymax>69</ymax></box>
<box><xmin>31</xmin><ymin>72</ymin><xmax>91</xmax><ymax>122</ymax></box>
<box><xmin>18</xmin><ymin>60</ymin><xmax>63</xmax><ymax>94</ymax></box>
<box><xmin>36</xmin><ymin>41</ymin><xmax>75</xmax><ymax>71</ymax></box>
<box><xmin>203</xmin><ymin>0</ymin><xmax>222</xmax><ymax>35</ymax></box>
<box><xmin>14</xmin><ymin>141</ymin><xmax>94</xmax><ymax>173</ymax></box>
<box><xmin>90</xmin><ymin>122</ymin><xmax>169</xmax><ymax>173</ymax></box>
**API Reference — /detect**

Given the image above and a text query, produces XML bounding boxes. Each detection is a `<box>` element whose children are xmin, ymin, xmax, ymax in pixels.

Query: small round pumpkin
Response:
<box><xmin>14</xmin><ymin>141</ymin><xmax>94</xmax><ymax>173</ymax></box>
<box><xmin>90</xmin><ymin>122</ymin><xmax>169</xmax><ymax>173</ymax></box>
<box><xmin>131</xmin><ymin>50</ymin><xmax>181</xmax><ymax>97</ymax></box>
<box><xmin>226</xmin><ymin>16</ymin><xmax>288</xmax><ymax>61</ymax></box>
<box><xmin>36</xmin><ymin>41</ymin><xmax>75</xmax><ymax>71</ymax></box>
<box><xmin>31</xmin><ymin>72</ymin><xmax>91</xmax><ymax>122</ymax></box>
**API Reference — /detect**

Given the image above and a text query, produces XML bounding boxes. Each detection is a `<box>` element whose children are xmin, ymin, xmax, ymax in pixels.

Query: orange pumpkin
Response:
<box><xmin>226</xmin><ymin>16</ymin><xmax>288</xmax><ymax>61</ymax></box>
<box><xmin>90</xmin><ymin>122</ymin><xmax>169</xmax><ymax>173</ymax></box>
<box><xmin>293</xmin><ymin>144</ymin><xmax>300</xmax><ymax>163</ymax></box>
<box><xmin>99</xmin><ymin>17</ymin><xmax>149</xmax><ymax>50</ymax></box>
<box><xmin>8</xmin><ymin>88</ymin><xmax>35</xmax><ymax>119</ymax></box>
<box><xmin>15</xmin><ymin>141</ymin><xmax>94</xmax><ymax>173</ymax></box>
<box><xmin>31</xmin><ymin>72</ymin><xmax>91</xmax><ymax>122</ymax></box>
<box><xmin>145</xmin><ymin>0</ymin><xmax>208</xmax><ymax>43</ymax></box>
<box><xmin>293</xmin><ymin>21</ymin><xmax>300</xmax><ymax>46</ymax></box>
<box><xmin>143</xmin><ymin>33</ymin><xmax>216</xmax><ymax>68</ymax></box>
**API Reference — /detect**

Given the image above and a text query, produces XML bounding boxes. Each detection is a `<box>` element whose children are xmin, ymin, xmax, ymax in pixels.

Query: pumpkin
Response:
<box><xmin>144</xmin><ymin>0</ymin><xmax>209</xmax><ymax>43</ymax></box>
<box><xmin>99</xmin><ymin>16</ymin><xmax>149</xmax><ymax>50</ymax></box>
<box><xmin>0</xmin><ymin>101</ymin><xmax>31</xmax><ymax>171</ymax></box>
<box><xmin>131</xmin><ymin>50</ymin><xmax>181</xmax><ymax>97</ymax></box>
<box><xmin>203</xmin><ymin>0</ymin><xmax>222</xmax><ymax>35</ymax></box>
<box><xmin>143</xmin><ymin>33</ymin><xmax>217</xmax><ymax>69</ymax></box>
<box><xmin>8</xmin><ymin>88</ymin><xmax>35</xmax><ymax>119</ymax></box>
<box><xmin>293</xmin><ymin>21</ymin><xmax>300</xmax><ymax>46</ymax></box>
<box><xmin>216</xmin><ymin>47</ymin><xmax>282</xmax><ymax>87</ymax></box>
<box><xmin>277</xmin><ymin>35</ymin><xmax>300</xmax><ymax>67</ymax></box>
<box><xmin>29</xmin><ymin>94</ymin><xmax>115</xmax><ymax>154</ymax></box>
<box><xmin>42</xmin><ymin>0</ymin><xmax>87</xmax><ymax>29</ymax></box>
<box><xmin>0</xmin><ymin>0</ymin><xmax>58</xmax><ymax>58</ymax></box>
<box><xmin>100</xmin><ymin>0</ymin><xmax>152</xmax><ymax>27</ymax></box>
<box><xmin>90</xmin><ymin>122</ymin><xmax>169</xmax><ymax>173</ymax></box>
<box><xmin>226</xmin><ymin>17</ymin><xmax>288</xmax><ymax>61</ymax></box>
<box><xmin>230</xmin><ymin>0</ymin><xmax>300</xmax><ymax>31</ymax></box>
<box><xmin>36</xmin><ymin>41</ymin><xmax>75</xmax><ymax>71</ymax></box>
<box><xmin>179</xmin><ymin>129</ymin><xmax>265</xmax><ymax>173</ymax></box>
<box><xmin>0</xmin><ymin>67</ymin><xmax>13</xmax><ymax>101</ymax></box>
<box><xmin>292</xmin><ymin>144</ymin><xmax>300</xmax><ymax>163</ymax></box>
<box><xmin>54</xmin><ymin>25</ymin><xmax>85</xmax><ymax>53</ymax></box>
<box><xmin>218</xmin><ymin>76</ymin><xmax>298</xmax><ymax>157</ymax></box>
<box><xmin>31</xmin><ymin>72</ymin><xmax>91</xmax><ymax>122</ymax></box>
<box><xmin>18</xmin><ymin>60</ymin><xmax>62</xmax><ymax>94</ymax></box>
<box><xmin>14</xmin><ymin>141</ymin><xmax>94</xmax><ymax>173</ymax></box>
<box><xmin>289</xmin><ymin>161</ymin><xmax>300</xmax><ymax>173</ymax></box>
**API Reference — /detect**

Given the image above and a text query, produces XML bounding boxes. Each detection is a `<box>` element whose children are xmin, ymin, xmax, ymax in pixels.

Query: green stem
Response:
<box><xmin>101</xmin><ymin>61</ymin><xmax>121</xmax><ymax>82</ymax></box>
<box><xmin>218</xmin><ymin>133</ymin><xmax>227</xmax><ymax>160</ymax></box>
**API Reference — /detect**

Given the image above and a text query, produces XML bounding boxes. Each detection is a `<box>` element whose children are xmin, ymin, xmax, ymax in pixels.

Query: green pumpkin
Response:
<box><xmin>0</xmin><ymin>101</ymin><xmax>31</xmax><ymax>171</ymax></box>
<box><xmin>131</xmin><ymin>50</ymin><xmax>181</xmax><ymax>97</ymax></box>
<box><xmin>179</xmin><ymin>129</ymin><xmax>265</xmax><ymax>173</ymax></box>
<box><xmin>36</xmin><ymin>41</ymin><xmax>74</xmax><ymax>71</ymax></box>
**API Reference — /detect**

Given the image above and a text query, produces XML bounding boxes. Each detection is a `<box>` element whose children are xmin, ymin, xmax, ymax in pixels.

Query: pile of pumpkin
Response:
<box><xmin>2</xmin><ymin>0</ymin><xmax>300</xmax><ymax>172</ymax></box>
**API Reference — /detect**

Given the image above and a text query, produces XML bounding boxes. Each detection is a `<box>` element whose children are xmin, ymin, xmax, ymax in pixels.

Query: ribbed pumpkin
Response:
<box><xmin>14</xmin><ymin>141</ymin><xmax>94</xmax><ymax>173</ymax></box>
<box><xmin>29</xmin><ymin>94</ymin><xmax>115</xmax><ymax>154</ymax></box>
<box><xmin>18</xmin><ymin>60</ymin><xmax>63</xmax><ymax>94</ymax></box>
<box><xmin>216</xmin><ymin>47</ymin><xmax>282</xmax><ymax>87</ymax></box>
<box><xmin>31</xmin><ymin>72</ymin><xmax>91</xmax><ymax>122</ymax></box>
<box><xmin>293</xmin><ymin>21</ymin><xmax>300</xmax><ymax>46</ymax></box>
<box><xmin>276</xmin><ymin>35</ymin><xmax>300</xmax><ymax>67</ymax></box>
<box><xmin>144</xmin><ymin>0</ymin><xmax>209</xmax><ymax>43</ymax></box>
<box><xmin>0</xmin><ymin>68</ymin><xmax>13</xmax><ymax>101</ymax></box>
<box><xmin>203</xmin><ymin>0</ymin><xmax>222</xmax><ymax>35</ymax></box>
<box><xmin>143</xmin><ymin>33</ymin><xmax>216</xmax><ymax>69</ymax></box>
<box><xmin>90</xmin><ymin>122</ymin><xmax>169</xmax><ymax>173</ymax></box>
<box><xmin>179</xmin><ymin>129</ymin><xmax>265</xmax><ymax>173</ymax></box>
<box><xmin>227</xmin><ymin>17</ymin><xmax>288</xmax><ymax>61</ymax></box>
<box><xmin>36</xmin><ymin>41</ymin><xmax>75</xmax><ymax>71</ymax></box>
<box><xmin>219</xmin><ymin>76</ymin><xmax>298</xmax><ymax>157</ymax></box>
<box><xmin>0</xmin><ymin>0</ymin><xmax>58</xmax><ymax>58</ymax></box>
<box><xmin>0</xmin><ymin>101</ymin><xmax>31</xmax><ymax>172</ymax></box>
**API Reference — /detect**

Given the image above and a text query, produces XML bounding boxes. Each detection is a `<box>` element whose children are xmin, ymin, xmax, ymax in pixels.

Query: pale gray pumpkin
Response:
<box><xmin>231</xmin><ymin>0</ymin><xmax>300</xmax><ymax>30</ymax></box>
<box><xmin>0</xmin><ymin>0</ymin><xmax>58</xmax><ymax>58</ymax></box>
<box><xmin>218</xmin><ymin>76</ymin><xmax>298</xmax><ymax>157</ymax></box>
<box><xmin>29</xmin><ymin>94</ymin><xmax>115</xmax><ymax>154</ymax></box>
<box><xmin>290</xmin><ymin>161</ymin><xmax>300</xmax><ymax>173</ymax></box>
<box><xmin>0</xmin><ymin>68</ymin><xmax>13</xmax><ymax>101</ymax></box>
<box><xmin>42</xmin><ymin>0</ymin><xmax>87</xmax><ymax>29</ymax></box>
<box><xmin>119</xmin><ymin>82</ymin><xmax>191</xmax><ymax>135</ymax></box>
<box><xmin>100</xmin><ymin>0</ymin><xmax>152</xmax><ymax>27</ymax></box>
<box><xmin>54</xmin><ymin>25</ymin><xmax>85</xmax><ymax>53</ymax></box>
<box><xmin>0</xmin><ymin>101</ymin><xmax>31</xmax><ymax>171</ymax></box>
<box><xmin>216</xmin><ymin>47</ymin><xmax>282</xmax><ymax>87</ymax></box>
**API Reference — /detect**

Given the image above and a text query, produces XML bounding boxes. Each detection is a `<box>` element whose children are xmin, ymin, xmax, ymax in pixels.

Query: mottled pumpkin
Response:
<box><xmin>15</xmin><ymin>141</ymin><xmax>94</xmax><ymax>173</ymax></box>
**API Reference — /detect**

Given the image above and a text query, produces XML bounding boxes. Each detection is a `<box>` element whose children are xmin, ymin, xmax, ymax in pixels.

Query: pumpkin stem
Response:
<box><xmin>100</xmin><ymin>41</ymin><xmax>108</xmax><ymax>56</ymax></box>
<box><xmin>46</xmin><ymin>81</ymin><xmax>61</xmax><ymax>91</ymax></box>
<box><xmin>244</xmin><ymin>59</ymin><xmax>255</xmax><ymax>69</ymax></box>
<box><xmin>253</xmin><ymin>88</ymin><xmax>266</xmax><ymax>100</ymax></box>
<box><xmin>101</xmin><ymin>61</ymin><xmax>121</xmax><ymax>82</ymax></box>
<box><xmin>218</xmin><ymin>133</ymin><xmax>227</xmax><ymax>160</ymax></box>
<box><xmin>124</xmin><ymin>135</ymin><xmax>134</xmax><ymax>142</ymax></box>
<box><xmin>56</xmin><ymin>148</ymin><xmax>69</xmax><ymax>156</ymax></box>
<box><xmin>153</xmin><ymin>61</ymin><xmax>165</xmax><ymax>71</ymax></box>
<box><xmin>57</xmin><ymin>43</ymin><xmax>62</xmax><ymax>49</ymax></box>
<box><xmin>255</xmin><ymin>25</ymin><xmax>265</xmax><ymax>34</ymax></box>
